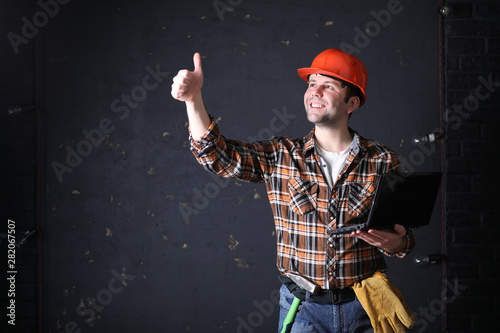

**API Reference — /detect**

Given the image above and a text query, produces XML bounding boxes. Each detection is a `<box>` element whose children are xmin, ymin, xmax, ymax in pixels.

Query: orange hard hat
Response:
<box><xmin>297</xmin><ymin>49</ymin><xmax>368</xmax><ymax>105</ymax></box>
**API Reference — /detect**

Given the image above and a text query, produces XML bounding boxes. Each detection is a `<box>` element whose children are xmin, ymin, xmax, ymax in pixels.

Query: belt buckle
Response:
<box><xmin>332</xmin><ymin>292</ymin><xmax>338</xmax><ymax>304</ymax></box>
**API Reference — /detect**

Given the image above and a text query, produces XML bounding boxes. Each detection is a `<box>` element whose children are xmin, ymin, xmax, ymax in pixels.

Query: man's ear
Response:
<box><xmin>346</xmin><ymin>96</ymin><xmax>360</xmax><ymax>114</ymax></box>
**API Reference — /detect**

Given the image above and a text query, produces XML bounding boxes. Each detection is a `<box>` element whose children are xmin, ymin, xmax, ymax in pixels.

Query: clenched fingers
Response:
<box><xmin>171</xmin><ymin>71</ymin><xmax>193</xmax><ymax>100</ymax></box>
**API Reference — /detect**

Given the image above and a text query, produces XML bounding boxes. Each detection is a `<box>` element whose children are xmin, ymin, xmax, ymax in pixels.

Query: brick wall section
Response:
<box><xmin>444</xmin><ymin>1</ymin><xmax>500</xmax><ymax>332</ymax></box>
<box><xmin>0</xmin><ymin>1</ymin><xmax>40</xmax><ymax>332</ymax></box>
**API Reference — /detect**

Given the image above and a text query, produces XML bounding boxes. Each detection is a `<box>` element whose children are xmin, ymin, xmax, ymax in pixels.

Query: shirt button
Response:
<box><xmin>328</xmin><ymin>271</ymin><xmax>333</xmax><ymax>276</ymax></box>
<box><xmin>329</xmin><ymin>243</ymin><xmax>334</xmax><ymax>248</ymax></box>
<box><xmin>329</xmin><ymin>216</ymin><xmax>334</xmax><ymax>221</ymax></box>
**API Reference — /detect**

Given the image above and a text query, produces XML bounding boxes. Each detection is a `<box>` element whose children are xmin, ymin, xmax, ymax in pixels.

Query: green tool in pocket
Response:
<box><xmin>280</xmin><ymin>296</ymin><xmax>301</xmax><ymax>333</ymax></box>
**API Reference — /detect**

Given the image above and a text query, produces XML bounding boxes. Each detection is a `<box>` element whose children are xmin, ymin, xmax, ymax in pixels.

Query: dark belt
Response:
<box><xmin>279</xmin><ymin>275</ymin><xmax>356</xmax><ymax>305</ymax></box>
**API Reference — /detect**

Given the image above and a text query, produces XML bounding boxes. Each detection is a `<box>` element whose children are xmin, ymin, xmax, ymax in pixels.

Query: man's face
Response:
<box><xmin>303</xmin><ymin>75</ymin><xmax>350</xmax><ymax>126</ymax></box>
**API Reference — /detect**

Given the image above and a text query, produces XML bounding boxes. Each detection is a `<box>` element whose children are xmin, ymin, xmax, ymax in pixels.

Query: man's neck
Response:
<box><xmin>314</xmin><ymin>125</ymin><xmax>353</xmax><ymax>152</ymax></box>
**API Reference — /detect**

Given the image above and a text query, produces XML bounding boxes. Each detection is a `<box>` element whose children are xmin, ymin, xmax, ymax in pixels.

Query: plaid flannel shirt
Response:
<box><xmin>190</xmin><ymin>117</ymin><xmax>414</xmax><ymax>289</ymax></box>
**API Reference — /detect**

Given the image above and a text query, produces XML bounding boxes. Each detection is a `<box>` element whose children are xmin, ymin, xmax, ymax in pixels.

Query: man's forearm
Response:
<box><xmin>186</xmin><ymin>93</ymin><xmax>211</xmax><ymax>141</ymax></box>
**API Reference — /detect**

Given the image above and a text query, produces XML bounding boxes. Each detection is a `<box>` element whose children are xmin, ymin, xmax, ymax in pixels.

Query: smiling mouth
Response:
<box><xmin>309</xmin><ymin>103</ymin><xmax>326</xmax><ymax>109</ymax></box>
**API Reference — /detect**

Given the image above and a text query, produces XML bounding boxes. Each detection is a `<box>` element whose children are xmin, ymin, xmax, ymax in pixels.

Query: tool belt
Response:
<box><xmin>279</xmin><ymin>275</ymin><xmax>356</xmax><ymax>305</ymax></box>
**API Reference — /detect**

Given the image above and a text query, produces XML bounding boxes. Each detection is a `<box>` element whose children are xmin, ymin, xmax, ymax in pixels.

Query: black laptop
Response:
<box><xmin>328</xmin><ymin>172</ymin><xmax>442</xmax><ymax>235</ymax></box>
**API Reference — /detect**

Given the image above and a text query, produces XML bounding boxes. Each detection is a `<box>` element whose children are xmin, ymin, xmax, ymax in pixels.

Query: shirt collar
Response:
<box><xmin>350</xmin><ymin>130</ymin><xmax>360</xmax><ymax>155</ymax></box>
<box><xmin>304</xmin><ymin>127</ymin><xmax>364</xmax><ymax>156</ymax></box>
<box><xmin>303</xmin><ymin>128</ymin><xmax>317</xmax><ymax>156</ymax></box>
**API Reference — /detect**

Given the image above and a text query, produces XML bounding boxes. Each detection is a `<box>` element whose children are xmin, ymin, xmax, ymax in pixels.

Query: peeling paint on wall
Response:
<box><xmin>228</xmin><ymin>235</ymin><xmax>239</xmax><ymax>251</ymax></box>
<box><xmin>154</xmin><ymin>131</ymin><xmax>172</xmax><ymax>142</ymax></box>
<box><xmin>62</xmin><ymin>286</ymin><xmax>76</xmax><ymax>297</ymax></box>
<box><xmin>396</xmin><ymin>49</ymin><xmax>408</xmax><ymax>68</ymax></box>
<box><xmin>118</xmin><ymin>268</ymin><xmax>133</xmax><ymax>287</ymax></box>
<box><xmin>243</xmin><ymin>14</ymin><xmax>261</xmax><ymax>22</ymax></box>
<box><xmin>103</xmin><ymin>134</ymin><xmax>126</xmax><ymax>155</ymax></box>
<box><xmin>165</xmin><ymin>194</ymin><xmax>176</xmax><ymax>200</ymax></box>
<box><xmin>233</xmin><ymin>258</ymin><xmax>249</xmax><ymax>269</ymax></box>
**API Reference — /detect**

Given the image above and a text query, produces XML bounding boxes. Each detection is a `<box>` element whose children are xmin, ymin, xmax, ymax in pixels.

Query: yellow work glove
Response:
<box><xmin>352</xmin><ymin>271</ymin><xmax>416</xmax><ymax>333</ymax></box>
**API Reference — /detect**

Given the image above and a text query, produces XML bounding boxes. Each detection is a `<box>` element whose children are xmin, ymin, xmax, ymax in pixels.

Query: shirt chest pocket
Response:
<box><xmin>287</xmin><ymin>177</ymin><xmax>319</xmax><ymax>216</ymax></box>
<box><xmin>344</xmin><ymin>181</ymin><xmax>377</xmax><ymax>217</ymax></box>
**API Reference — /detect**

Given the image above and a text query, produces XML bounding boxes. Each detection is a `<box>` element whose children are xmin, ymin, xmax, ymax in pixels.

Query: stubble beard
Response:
<box><xmin>305</xmin><ymin>105</ymin><xmax>336</xmax><ymax>127</ymax></box>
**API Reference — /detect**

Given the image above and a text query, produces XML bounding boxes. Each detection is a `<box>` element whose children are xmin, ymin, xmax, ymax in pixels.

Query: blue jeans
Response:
<box><xmin>278</xmin><ymin>284</ymin><xmax>373</xmax><ymax>333</ymax></box>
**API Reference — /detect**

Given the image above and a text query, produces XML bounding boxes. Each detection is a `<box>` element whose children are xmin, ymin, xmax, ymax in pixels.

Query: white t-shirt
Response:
<box><xmin>315</xmin><ymin>134</ymin><xmax>359</xmax><ymax>188</ymax></box>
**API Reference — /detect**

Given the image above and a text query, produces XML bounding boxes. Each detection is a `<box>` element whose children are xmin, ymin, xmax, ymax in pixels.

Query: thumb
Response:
<box><xmin>193</xmin><ymin>52</ymin><xmax>203</xmax><ymax>73</ymax></box>
<box><xmin>393</xmin><ymin>224</ymin><xmax>406</xmax><ymax>237</ymax></box>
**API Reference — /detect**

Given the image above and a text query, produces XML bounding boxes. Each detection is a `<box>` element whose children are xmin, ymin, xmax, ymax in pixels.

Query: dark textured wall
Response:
<box><xmin>1</xmin><ymin>0</ymin><xmax>498</xmax><ymax>332</ymax></box>
<box><xmin>38</xmin><ymin>1</ymin><xmax>439</xmax><ymax>331</ymax></box>
<box><xmin>1</xmin><ymin>1</ymin><xmax>40</xmax><ymax>332</ymax></box>
<box><xmin>443</xmin><ymin>0</ymin><xmax>500</xmax><ymax>332</ymax></box>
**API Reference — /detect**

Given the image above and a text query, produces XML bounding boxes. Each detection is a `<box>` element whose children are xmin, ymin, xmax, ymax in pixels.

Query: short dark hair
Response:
<box><xmin>344</xmin><ymin>83</ymin><xmax>363</xmax><ymax>105</ymax></box>
<box><xmin>328</xmin><ymin>77</ymin><xmax>363</xmax><ymax>119</ymax></box>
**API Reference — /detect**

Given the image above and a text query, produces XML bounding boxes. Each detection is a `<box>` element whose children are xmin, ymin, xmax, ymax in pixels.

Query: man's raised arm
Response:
<box><xmin>171</xmin><ymin>52</ymin><xmax>211</xmax><ymax>140</ymax></box>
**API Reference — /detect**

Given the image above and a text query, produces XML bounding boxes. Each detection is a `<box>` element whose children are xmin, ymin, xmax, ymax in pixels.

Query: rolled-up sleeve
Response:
<box><xmin>380</xmin><ymin>228</ymin><xmax>415</xmax><ymax>258</ymax></box>
<box><xmin>189</xmin><ymin>115</ymin><xmax>278</xmax><ymax>183</ymax></box>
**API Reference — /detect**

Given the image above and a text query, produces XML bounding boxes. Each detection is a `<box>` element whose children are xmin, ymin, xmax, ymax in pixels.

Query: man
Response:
<box><xmin>171</xmin><ymin>49</ymin><xmax>415</xmax><ymax>332</ymax></box>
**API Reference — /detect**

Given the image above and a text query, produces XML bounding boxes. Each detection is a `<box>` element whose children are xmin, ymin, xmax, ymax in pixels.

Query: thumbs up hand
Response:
<box><xmin>171</xmin><ymin>52</ymin><xmax>204</xmax><ymax>102</ymax></box>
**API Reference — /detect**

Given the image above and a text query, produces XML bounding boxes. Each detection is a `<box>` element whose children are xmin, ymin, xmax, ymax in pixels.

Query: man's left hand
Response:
<box><xmin>351</xmin><ymin>224</ymin><xmax>407</xmax><ymax>253</ymax></box>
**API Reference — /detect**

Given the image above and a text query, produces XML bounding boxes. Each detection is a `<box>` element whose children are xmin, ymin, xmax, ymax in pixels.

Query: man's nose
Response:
<box><xmin>311</xmin><ymin>86</ymin><xmax>323</xmax><ymax>97</ymax></box>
